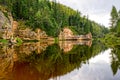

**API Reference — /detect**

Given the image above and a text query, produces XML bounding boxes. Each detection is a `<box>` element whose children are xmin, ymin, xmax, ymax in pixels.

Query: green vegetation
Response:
<box><xmin>15</xmin><ymin>37</ymin><xmax>23</xmax><ymax>45</ymax></box>
<box><xmin>0</xmin><ymin>39</ymin><xmax>8</xmax><ymax>44</ymax></box>
<box><xmin>111</xmin><ymin>45</ymin><xmax>120</xmax><ymax>75</ymax></box>
<box><xmin>110</xmin><ymin>6</ymin><xmax>118</xmax><ymax>29</ymax></box>
<box><xmin>100</xmin><ymin>33</ymin><xmax>120</xmax><ymax>47</ymax></box>
<box><xmin>102</xmin><ymin>6</ymin><xmax>120</xmax><ymax>46</ymax></box>
<box><xmin>0</xmin><ymin>38</ymin><xmax>23</xmax><ymax>45</ymax></box>
<box><xmin>110</xmin><ymin>6</ymin><xmax>120</xmax><ymax>35</ymax></box>
<box><xmin>1</xmin><ymin>1</ymin><xmax>120</xmax><ymax>79</ymax></box>
<box><xmin>0</xmin><ymin>0</ymin><xmax>108</xmax><ymax>37</ymax></box>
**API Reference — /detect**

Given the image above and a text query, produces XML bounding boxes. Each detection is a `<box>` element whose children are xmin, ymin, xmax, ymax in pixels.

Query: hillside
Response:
<box><xmin>0</xmin><ymin>0</ymin><xmax>108</xmax><ymax>38</ymax></box>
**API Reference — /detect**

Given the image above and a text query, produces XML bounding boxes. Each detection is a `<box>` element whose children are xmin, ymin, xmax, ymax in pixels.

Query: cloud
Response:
<box><xmin>89</xmin><ymin>14</ymin><xmax>110</xmax><ymax>26</ymax></box>
<box><xmin>57</xmin><ymin>0</ymin><xmax>120</xmax><ymax>27</ymax></box>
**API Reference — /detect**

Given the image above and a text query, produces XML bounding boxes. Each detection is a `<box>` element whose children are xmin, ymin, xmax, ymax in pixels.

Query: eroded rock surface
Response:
<box><xmin>0</xmin><ymin>9</ymin><xmax>13</xmax><ymax>39</ymax></box>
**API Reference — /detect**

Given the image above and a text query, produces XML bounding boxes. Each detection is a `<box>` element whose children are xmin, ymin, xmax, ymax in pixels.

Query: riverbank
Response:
<box><xmin>100</xmin><ymin>32</ymin><xmax>120</xmax><ymax>47</ymax></box>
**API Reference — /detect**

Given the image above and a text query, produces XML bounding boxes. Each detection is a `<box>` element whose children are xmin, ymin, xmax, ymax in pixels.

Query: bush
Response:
<box><xmin>15</xmin><ymin>37</ymin><xmax>23</xmax><ymax>45</ymax></box>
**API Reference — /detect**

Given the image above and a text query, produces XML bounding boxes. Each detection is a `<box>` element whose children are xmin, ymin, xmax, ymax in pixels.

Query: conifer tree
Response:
<box><xmin>110</xmin><ymin>6</ymin><xmax>118</xmax><ymax>30</ymax></box>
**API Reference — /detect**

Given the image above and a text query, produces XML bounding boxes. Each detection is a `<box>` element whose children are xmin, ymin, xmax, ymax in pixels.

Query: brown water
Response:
<box><xmin>0</xmin><ymin>41</ymin><xmax>120</xmax><ymax>80</ymax></box>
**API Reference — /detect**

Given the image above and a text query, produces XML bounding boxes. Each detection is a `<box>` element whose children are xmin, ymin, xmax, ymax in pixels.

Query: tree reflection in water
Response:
<box><xmin>111</xmin><ymin>45</ymin><xmax>120</xmax><ymax>75</ymax></box>
<box><xmin>0</xmin><ymin>40</ymin><xmax>112</xmax><ymax>80</ymax></box>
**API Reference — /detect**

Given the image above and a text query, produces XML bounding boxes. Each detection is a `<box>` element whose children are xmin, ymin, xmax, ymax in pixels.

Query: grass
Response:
<box><xmin>0</xmin><ymin>39</ymin><xmax>8</xmax><ymax>44</ymax></box>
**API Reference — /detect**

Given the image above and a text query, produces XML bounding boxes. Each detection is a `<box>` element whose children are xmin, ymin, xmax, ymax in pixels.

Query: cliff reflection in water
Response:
<box><xmin>59</xmin><ymin>40</ymin><xmax>92</xmax><ymax>53</ymax></box>
<box><xmin>0</xmin><ymin>40</ymin><xmax>109</xmax><ymax>80</ymax></box>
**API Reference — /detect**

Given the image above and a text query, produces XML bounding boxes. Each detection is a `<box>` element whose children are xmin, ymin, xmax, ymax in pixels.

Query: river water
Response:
<box><xmin>0</xmin><ymin>41</ymin><xmax>120</xmax><ymax>80</ymax></box>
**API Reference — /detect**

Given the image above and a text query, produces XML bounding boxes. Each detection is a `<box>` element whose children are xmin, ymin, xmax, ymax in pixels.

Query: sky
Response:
<box><xmin>55</xmin><ymin>0</ymin><xmax>120</xmax><ymax>27</ymax></box>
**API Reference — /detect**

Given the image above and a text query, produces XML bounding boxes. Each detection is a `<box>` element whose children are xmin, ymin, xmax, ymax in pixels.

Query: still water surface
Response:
<box><xmin>0</xmin><ymin>41</ymin><xmax>120</xmax><ymax>80</ymax></box>
<box><xmin>50</xmin><ymin>49</ymin><xmax>120</xmax><ymax>80</ymax></box>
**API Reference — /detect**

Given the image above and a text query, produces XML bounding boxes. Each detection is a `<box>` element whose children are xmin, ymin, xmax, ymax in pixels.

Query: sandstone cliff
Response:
<box><xmin>0</xmin><ymin>6</ymin><xmax>13</xmax><ymax>39</ymax></box>
<box><xmin>59</xmin><ymin>27</ymin><xmax>92</xmax><ymax>40</ymax></box>
<box><xmin>0</xmin><ymin>6</ymin><xmax>53</xmax><ymax>41</ymax></box>
<box><xmin>59</xmin><ymin>27</ymin><xmax>74</xmax><ymax>40</ymax></box>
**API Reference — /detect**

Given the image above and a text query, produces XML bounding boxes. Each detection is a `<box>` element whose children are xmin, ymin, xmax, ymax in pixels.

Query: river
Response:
<box><xmin>0</xmin><ymin>41</ymin><xmax>120</xmax><ymax>80</ymax></box>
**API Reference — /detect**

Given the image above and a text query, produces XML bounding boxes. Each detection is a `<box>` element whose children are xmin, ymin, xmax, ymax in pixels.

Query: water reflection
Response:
<box><xmin>0</xmin><ymin>41</ymin><xmax>120</xmax><ymax>80</ymax></box>
<box><xmin>51</xmin><ymin>49</ymin><xmax>120</xmax><ymax>80</ymax></box>
<box><xmin>111</xmin><ymin>45</ymin><xmax>120</xmax><ymax>75</ymax></box>
<box><xmin>59</xmin><ymin>40</ymin><xmax>92</xmax><ymax>53</ymax></box>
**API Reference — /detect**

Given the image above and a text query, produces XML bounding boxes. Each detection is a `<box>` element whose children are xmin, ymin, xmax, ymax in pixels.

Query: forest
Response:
<box><xmin>1</xmin><ymin>1</ymin><xmax>120</xmax><ymax>79</ymax></box>
<box><xmin>102</xmin><ymin>6</ymin><xmax>120</xmax><ymax>46</ymax></box>
<box><xmin>0</xmin><ymin>0</ymin><xmax>109</xmax><ymax>38</ymax></box>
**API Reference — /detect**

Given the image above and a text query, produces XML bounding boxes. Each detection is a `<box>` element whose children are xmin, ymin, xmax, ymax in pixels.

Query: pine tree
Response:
<box><xmin>110</xmin><ymin>6</ymin><xmax>118</xmax><ymax>29</ymax></box>
<box><xmin>116</xmin><ymin>19</ymin><xmax>120</xmax><ymax>36</ymax></box>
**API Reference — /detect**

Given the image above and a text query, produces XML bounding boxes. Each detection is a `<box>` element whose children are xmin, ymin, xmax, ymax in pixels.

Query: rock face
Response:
<box><xmin>59</xmin><ymin>27</ymin><xmax>92</xmax><ymax>40</ymax></box>
<box><xmin>10</xmin><ymin>21</ymin><xmax>49</xmax><ymax>40</ymax></box>
<box><xmin>59</xmin><ymin>27</ymin><xmax>73</xmax><ymax>40</ymax></box>
<box><xmin>16</xmin><ymin>28</ymin><xmax>48</xmax><ymax>40</ymax></box>
<box><xmin>0</xmin><ymin>6</ymin><xmax>53</xmax><ymax>41</ymax></box>
<box><xmin>85</xmin><ymin>33</ymin><xmax>92</xmax><ymax>39</ymax></box>
<box><xmin>0</xmin><ymin>10</ymin><xmax>13</xmax><ymax>39</ymax></box>
<box><xmin>78</xmin><ymin>33</ymin><xmax>92</xmax><ymax>40</ymax></box>
<box><xmin>0</xmin><ymin>6</ymin><xmax>49</xmax><ymax>40</ymax></box>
